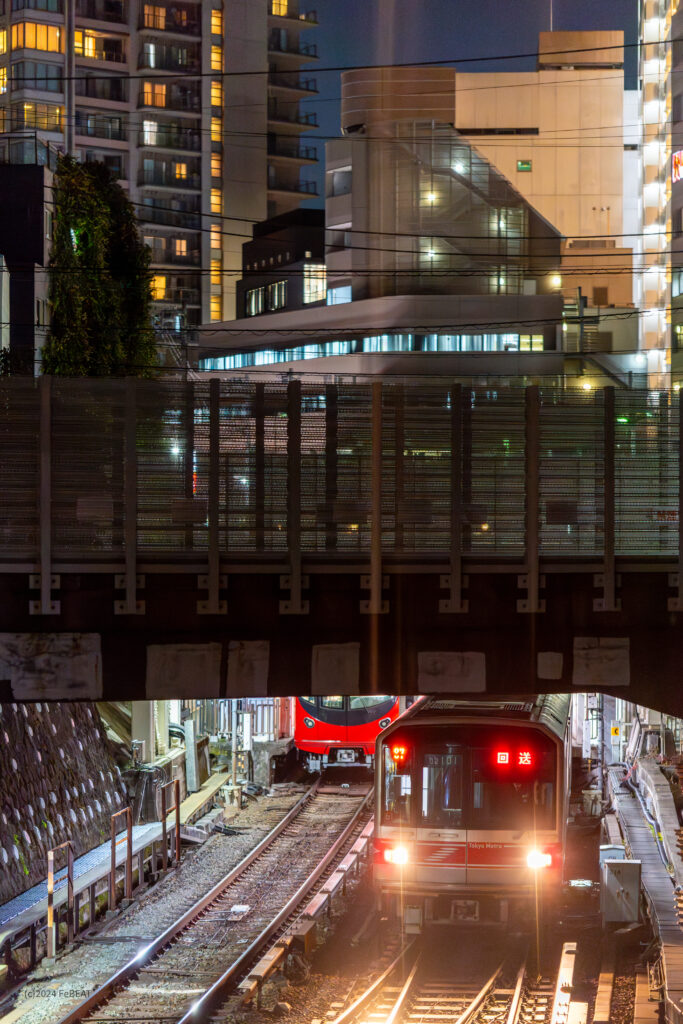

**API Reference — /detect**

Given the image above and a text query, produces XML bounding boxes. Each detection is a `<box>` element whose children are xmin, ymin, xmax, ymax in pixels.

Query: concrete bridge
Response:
<box><xmin>1</xmin><ymin>376</ymin><xmax>682</xmax><ymax>712</ymax></box>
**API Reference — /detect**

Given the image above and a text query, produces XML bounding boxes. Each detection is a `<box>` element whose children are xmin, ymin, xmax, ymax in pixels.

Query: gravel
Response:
<box><xmin>7</xmin><ymin>787</ymin><xmax>308</xmax><ymax>1024</ymax></box>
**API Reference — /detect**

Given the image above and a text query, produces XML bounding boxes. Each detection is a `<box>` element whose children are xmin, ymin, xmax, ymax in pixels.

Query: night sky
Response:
<box><xmin>300</xmin><ymin>0</ymin><xmax>638</xmax><ymax>201</ymax></box>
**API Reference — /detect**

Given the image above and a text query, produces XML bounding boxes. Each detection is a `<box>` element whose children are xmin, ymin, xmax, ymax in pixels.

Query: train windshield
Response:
<box><xmin>382</xmin><ymin>726</ymin><xmax>557</xmax><ymax>831</ymax></box>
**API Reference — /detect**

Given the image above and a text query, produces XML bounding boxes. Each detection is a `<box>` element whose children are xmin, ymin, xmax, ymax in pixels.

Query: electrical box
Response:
<box><xmin>600</xmin><ymin>859</ymin><xmax>641</xmax><ymax>923</ymax></box>
<box><xmin>600</xmin><ymin>844</ymin><xmax>626</xmax><ymax>865</ymax></box>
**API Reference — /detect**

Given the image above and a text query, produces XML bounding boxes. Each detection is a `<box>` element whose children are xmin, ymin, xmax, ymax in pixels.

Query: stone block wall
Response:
<box><xmin>0</xmin><ymin>702</ymin><xmax>128</xmax><ymax>906</ymax></box>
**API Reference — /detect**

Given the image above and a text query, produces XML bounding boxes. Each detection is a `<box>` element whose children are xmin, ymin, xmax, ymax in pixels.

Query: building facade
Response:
<box><xmin>0</xmin><ymin>0</ymin><xmax>318</xmax><ymax>333</ymax></box>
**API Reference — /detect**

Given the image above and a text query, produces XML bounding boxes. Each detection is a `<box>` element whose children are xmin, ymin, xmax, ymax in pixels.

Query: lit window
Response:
<box><xmin>210</xmin><ymin>224</ymin><xmax>221</xmax><ymax>250</ymax></box>
<box><xmin>210</xmin><ymin>188</ymin><xmax>222</xmax><ymax>214</ymax></box>
<box><xmin>74</xmin><ymin>30</ymin><xmax>96</xmax><ymax>58</ymax></box>
<box><xmin>211</xmin><ymin>153</ymin><xmax>222</xmax><ymax>179</ymax></box>
<box><xmin>211</xmin><ymin>45</ymin><xmax>222</xmax><ymax>71</ymax></box>
<box><xmin>175</xmin><ymin>161</ymin><xmax>187</xmax><ymax>180</ymax></box>
<box><xmin>211</xmin><ymin>10</ymin><xmax>223</xmax><ymax>35</ymax></box>
<box><xmin>0</xmin><ymin>68</ymin><xmax>6</xmax><ymax>95</ymax></box>
<box><xmin>151</xmin><ymin>275</ymin><xmax>166</xmax><ymax>301</ymax></box>
<box><xmin>210</xmin><ymin>259</ymin><xmax>222</xmax><ymax>285</ymax></box>
<box><xmin>267</xmin><ymin>280</ymin><xmax>287</xmax><ymax>310</ymax></box>
<box><xmin>11</xmin><ymin>22</ymin><xmax>63</xmax><ymax>54</ymax></box>
<box><xmin>245</xmin><ymin>287</ymin><xmax>265</xmax><ymax>316</ymax></box>
<box><xmin>175</xmin><ymin>238</ymin><xmax>187</xmax><ymax>256</ymax></box>
<box><xmin>143</xmin><ymin>4</ymin><xmax>165</xmax><ymax>29</ymax></box>
<box><xmin>211</xmin><ymin>117</ymin><xmax>222</xmax><ymax>143</ymax></box>
<box><xmin>272</xmin><ymin>0</ymin><xmax>288</xmax><ymax>12</ymax></box>
<box><xmin>142</xmin><ymin>81</ymin><xmax>166</xmax><ymax>107</ymax></box>
<box><xmin>142</xmin><ymin>119</ymin><xmax>157</xmax><ymax>145</ymax></box>
<box><xmin>211</xmin><ymin>80</ymin><xmax>223</xmax><ymax>108</ymax></box>
<box><xmin>210</xmin><ymin>295</ymin><xmax>222</xmax><ymax>320</ymax></box>
<box><xmin>303</xmin><ymin>263</ymin><xmax>326</xmax><ymax>304</ymax></box>
<box><xmin>327</xmin><ymin>284</ymin><xmax>352</xmax><ymax>305</ymax></box>
<box><xmin>0</xmin><ymin>30</ymin><xmax>6</xmax><ymax>56</ymax></box>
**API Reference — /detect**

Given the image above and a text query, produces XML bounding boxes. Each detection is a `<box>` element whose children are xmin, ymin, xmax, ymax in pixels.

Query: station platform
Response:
<box><xmin>0</xmin><ymin>769</ymin><xmax>231</xmax><ymax>956</ymax></box>
<box><xmin>608</xmin><ymin>767</ymin><xmax>683</xmax><ymax>1023</ymax></box>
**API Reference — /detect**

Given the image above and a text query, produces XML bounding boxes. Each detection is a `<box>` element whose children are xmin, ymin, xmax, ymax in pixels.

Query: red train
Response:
<box><xmin>295</xmin><ymin>696</ymin><xmax>400</xmax><ymax>772</ymax></box>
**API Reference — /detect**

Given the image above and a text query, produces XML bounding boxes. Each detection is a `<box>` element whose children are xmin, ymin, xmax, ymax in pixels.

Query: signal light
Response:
<box><xmin>391</xmin><ymin>745</ymin><xmax>408</xmax><ymax>763</ymax></box>
<box><xmin>384</xmin><ymin>845</ymin><xmax>409</xmax><ymax>865</ymax></box>
<box><xmin>527</xmin><ymin>850</ymin><xmax>552</xmax><ymax>870</ymax></box>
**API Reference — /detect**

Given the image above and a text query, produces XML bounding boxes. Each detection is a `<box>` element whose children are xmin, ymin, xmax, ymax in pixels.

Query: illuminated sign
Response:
<box><xmin>518</xmin><ymin>750</ymin><xmax>532</xmax><ymax>766</ymax></box>
<box><xmin>391</xmin><ymin>745</ymin><xmax>407</xmax><ymax>763</ymax></box>
<box><xmin>496</xmin><ymin>751</ymin><xmax>510</xmax><ymax>764</ymax></box>
<box><xmin>674</xmin><ymin>151</ymin><xmax>683</xmax><ymax>184</ymax></box>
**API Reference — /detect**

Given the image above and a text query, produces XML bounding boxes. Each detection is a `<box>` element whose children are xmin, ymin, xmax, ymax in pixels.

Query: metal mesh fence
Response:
<box><xmin>0</xmin><ymin>378</ymin><xmax>681</xmax><ymax>566</ymax></box>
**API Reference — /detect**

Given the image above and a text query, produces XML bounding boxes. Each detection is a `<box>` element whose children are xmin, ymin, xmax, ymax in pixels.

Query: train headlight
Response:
<box><xmin>379</xmin><ymin>718</ymin><xmax>391</xmax><ymax>729</ymax></box>
<box><xmin>384</xmin><ymin>845</ymin><xmax>409</xmax><ymax>865</ymax></box>
<box><xmin>303</xmin><ymin>717</ymin><xmax>315</xmax><ymax>728</ymax></box>
<box><xmin>527</xmin><ymin>850</ymin><xmax>552</xmax><ymax>870</ymax></box>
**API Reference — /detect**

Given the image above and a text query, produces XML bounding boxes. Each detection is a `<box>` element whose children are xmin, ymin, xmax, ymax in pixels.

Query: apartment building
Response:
<box><xmin>0</xmin><ymin>0</ymin><xmax>318</xmax><ymax>334</ymax></box>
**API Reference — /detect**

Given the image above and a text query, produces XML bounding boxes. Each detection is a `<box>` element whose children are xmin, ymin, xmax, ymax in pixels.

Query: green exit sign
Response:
<box><xmin>517</xmin><ymin>159</ymin><xmax>532</xmax><ymax>172</ymax></box>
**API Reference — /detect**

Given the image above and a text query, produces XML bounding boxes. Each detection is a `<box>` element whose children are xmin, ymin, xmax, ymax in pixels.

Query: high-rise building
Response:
<box><xmin>0</xmin><ymin>0</ymin><xmax>318</xmax><ymax>337</ymax></box>
<box><xmin>641</xmin><ymin>0</ymin><xmax>676</xmax><ymax>385</ymax></box>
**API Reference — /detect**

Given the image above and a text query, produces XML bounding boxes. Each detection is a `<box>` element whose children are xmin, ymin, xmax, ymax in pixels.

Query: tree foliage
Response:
<box><xmin>42</xmin><ymin>156</ymin><xmax>157</xmax><ymax>376</ymax></box>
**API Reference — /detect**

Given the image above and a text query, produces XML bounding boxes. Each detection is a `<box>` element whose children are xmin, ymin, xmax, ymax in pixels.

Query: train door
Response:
<box><xmin>416</xmin><ymin>746</ymin><xmax>467</xmax><ymax>887</ymax></box>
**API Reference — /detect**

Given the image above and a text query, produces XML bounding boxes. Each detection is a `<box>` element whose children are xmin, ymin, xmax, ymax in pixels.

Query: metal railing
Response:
<box><xmin>8</xmin><ymin>378</ymin><xmax>683</xmax><ymax>612</ymax></box>
<box><xmin>268</xmin><ymin>139</ymin><xmax>317</xmax><ymax>160</ymax></box>
<box><xmin>138</xmin><ymin>167</ymin><xmax>200</xmax><ymax>189</ymax></box>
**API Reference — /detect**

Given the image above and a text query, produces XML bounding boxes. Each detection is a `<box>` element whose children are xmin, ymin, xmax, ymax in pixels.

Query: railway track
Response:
<box><xmin>53</xmin><ymin>782</ymin><xmax>372</xmax><ymax>1024</ymax></box>
<box><xmin>326</xmin><ymin>937</ymin><xmax>569</xmax><ymax>1024</ymax></box>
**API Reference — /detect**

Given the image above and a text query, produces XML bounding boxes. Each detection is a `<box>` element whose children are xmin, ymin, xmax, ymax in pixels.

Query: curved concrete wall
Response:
<box><xmin>0</xmin><ymin>702</ymin><xmax>128</xmax><ymax>905</ymax></box>
<box><xmin>341</xmin><ymin>67</ymin><xmax>456</xmax><ymax>133</ymax></box>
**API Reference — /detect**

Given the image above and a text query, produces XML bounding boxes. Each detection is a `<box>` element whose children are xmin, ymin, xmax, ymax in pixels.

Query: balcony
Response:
<box><xmin>75</xmin><ymin>41</ymin><xmax>127</xmax><ymax>64</ymax></box>
<box><xmin>75</xmin><ymin>115</ymin><xmax>126</xmax><ymax>141</ymax></box>
<box><xmin>139</xmin><ymin>167</ymin><xmax>201</xmax><ymax>190</ymax></box>
<box><xmin>268</xmin><ymin>177</ymin><xmax>317</xmax><ymax>196</ymax></box>
<box><xmin>138</xmin><ymin>45</ymin><xmax>200</xmax><ymax>74</ymax></box>
<box><xmin>267</xmin><ymin>107</ymin><xmax>318</xmax><ymax>132</ymax></box>
<box><xmin>150</xmin><ymin>249</ymin><xmax>201</xmax><ymax>267</ymax></box>
<box><xmin>139</xmin><ymin>207</ymin><xmax>200</xmax><ymax>229</ymax></box>
<box><xmin>76</xmin><ymin>76</ymin><xmax>128</xmax><ymax>102</ymax></box>
<box><xmin>139</xmin><ymin>6</ymin><xmax>201</xmax><ymax>36</ymax></box>
<box><xmin>269</xmin><ymin>5</ymin><xmax>318</xmax><ymax>25</ymax></box>
<box><xmin>138</xmin><ymin>127</ymin><xmax>200</xmax><ymax>151</ymax></box>
<box><xmin>138</xmin><ymin>92</ymin><xmax>201</xmax><ymax>114</ymax></box>
<box><xmin>268</xmin><ymin>37</ymin><xmax>318</xmax><ymax>59</ymax></box>
<box><xmin>76</xmin><ymin>0</ymin><xmax>126</xmax><ymax>23</ymax></box>
<box><xmin>269</xmin><ymin>73</ymin><xmax>318</xmax><ymax>94</ymax></box>
<box><xmin>267</xmin><ymin>139</ymin><xmax>317</xmax><ymax>161</ymax></box>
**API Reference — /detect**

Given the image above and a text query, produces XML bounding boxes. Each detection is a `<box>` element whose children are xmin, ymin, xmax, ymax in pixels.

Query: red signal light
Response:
<box><xmin>391</xmin><ymin>745</ymin><xmax>407</xmax><ymax>763</ymax></box>
<box><xmin>496</xmin><ymin>751</ymin><xmax>509</xmax><ymax>765</ymax></box>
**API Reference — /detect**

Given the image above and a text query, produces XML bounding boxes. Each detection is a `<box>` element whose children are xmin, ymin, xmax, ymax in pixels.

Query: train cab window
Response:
<box><xmin>470</xmin><ymin>747</ymin><xmax>555</xmax><ymax>830</ymax></box>
<box><xmin>382</xmin><ymin>745</ymin><xmax>412</xmax><ymax>825</ymax></box>
<box><xmin>420</xmin><ymin>750</ymin><xmax>464</xmax><ymax>828</ymax></box>
<box><xmin>349</xmin><ymin>695</ymin><xmax>393</xmax><ymax>709</ymax></box>
<box><xmin>320</xmin><ymin>696</ymin><xmax>344</xmax><ymax>709</ymax></box>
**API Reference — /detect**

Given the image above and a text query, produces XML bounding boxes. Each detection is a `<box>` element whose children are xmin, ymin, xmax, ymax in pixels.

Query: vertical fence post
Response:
<box><xmin>47</xmin><ymin>847</ymin><xmax>56</xmax><ymax>959</ymax></box>
<box><xmin>518</xmin><ymin>386</ymin><xmax>543</xmax><ymax>613</ymax></box>
<box><xmin>362</xmin><ymin>380</ymin><xmax>387</xmax><ymax>615</ymax></box>
<box><xmin>670</xmin><ymin>390</ymin><xmax>683</xmax><ymax>610</ymax></box>
<box><xmin>174</xmin><ymin>778</ymin><xmax>181</xmax><ymax>867</ymax></box>
<box><xmin>160</xmin><ymin>783</ymin><xmax>168</xmax><ymax>872</ymax></box>
<box><xmin>67</xmin><ymin>842</ymin><xmax>74</xmax><ymax>945</ymax></box>
<box><xmin>32</xmin><ymin>375</ymin><xmax>58</xmax><ymax>615</ymax></box>
<box><xmin>109</xmin><ymin>814</ymin><xmax>117</xmax><ymax>911</ymax></box>
<box><xmin>280</xmin><ymin>380</ymin><xmax>307</xmax><ymax>613</ymax></box>
<box><xmin>441</xmin><ymin>383</ymin><xmax>468</xmax><ymax>613</ymax></box>
<box><xmin>324</xmin><ymin>383</ymin><xmax>338</xmax><ymax>551</ymax></box>
<box><xmin>125</xmin><ymin>807</ymin><xmax>133</xmax><ymax>901</ymax></box>
<box><xmin>594</xmin><ymin>387</ymin><xmax>619</xmax><ymax>611</ymax></box>
<box><xmin>255</xmin><ymin>383</ymin><xmax>265</xmax><ymax>552</ymax></box>
<box><xmin>199</xmin><ymin>378</ymin><xmax>225</xmax><ymax>613</ymax></box>
<box><xmin>118</xmin><ymin>376</ymin><xmax>140</xmax><ymax>615</ymax></box>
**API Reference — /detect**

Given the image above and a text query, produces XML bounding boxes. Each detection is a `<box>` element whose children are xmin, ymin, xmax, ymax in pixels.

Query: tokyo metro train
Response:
<box><xmin>295</xmin><ymin>696</ymin><xmax>400</xmax><ymax>772</ymax></box>
<box><xmin>374</xmin><ymin>694</ymin><xmax>572</xmax><ymax>929</ymax></box>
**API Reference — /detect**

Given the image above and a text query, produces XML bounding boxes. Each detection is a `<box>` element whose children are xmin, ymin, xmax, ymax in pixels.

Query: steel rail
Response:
<box><xmin>175</xmin><ymin>786</ymin><xmax>374</xmax><ymax>1023</ymax></box>
<box><xmin>384</xmin><ymin>953</ymin><xmax>422</xmax><ymax>1024</ymax></box>
<box><xmin>54</xmin><ymin>781</ymin><xmax>322</xmax><ymax>1024</ymax></box>
<box><xmin>331</xmin><ymin>940</ymin><xmax>419</xmax><ymax>1024</ymax></box>
<box><xmin>454</xmin><ymin>962</ymin><xmax>506</xmax><ymax>1024</ymax></box>
<box><xmin>506</xmin><ymin>948</ymin><xmax>530</xmax><ymax>1024</ymax></box>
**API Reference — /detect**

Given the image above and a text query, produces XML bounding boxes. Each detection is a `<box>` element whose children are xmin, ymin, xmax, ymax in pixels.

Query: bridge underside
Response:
<box><xmin>0</xmin><ymin>567</ymin><xmax>679</xmax><ymax>713</ymax></box>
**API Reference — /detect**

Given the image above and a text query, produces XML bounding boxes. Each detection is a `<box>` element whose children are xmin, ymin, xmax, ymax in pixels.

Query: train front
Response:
<box><xmin>374</xmin><ymin>718</ymin><xmax>565</xmax><ymax>931</ymax></box>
